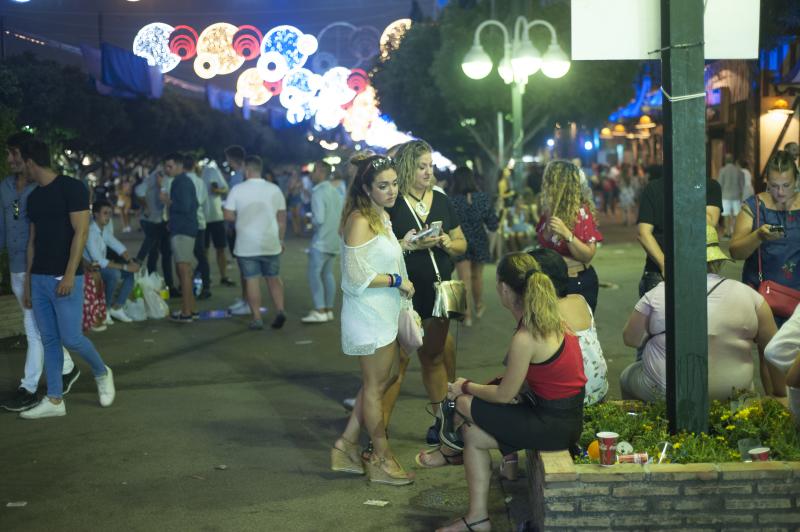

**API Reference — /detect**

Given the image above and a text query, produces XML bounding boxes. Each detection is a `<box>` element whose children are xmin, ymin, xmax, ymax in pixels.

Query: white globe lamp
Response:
<box><xmin>461</xmin><ymin>44</ymin><xmax>492</xmax><ymax>80</ymax></box>
<box><xmin>541</xmin><ymin>43</ymin><xmax>571</xmax><ymax>79</ymax></box>
<box><xmin>511</xmin><ymin>38</ymin><xmax>541</xmax><ymax>79</ymax></box>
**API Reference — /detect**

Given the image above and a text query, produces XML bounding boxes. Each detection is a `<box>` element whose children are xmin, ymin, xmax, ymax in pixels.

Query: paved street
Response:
<box><xmin>0</xmin><ymin>222</ymin><xmax>747</xmax><ymax>531</ymax></box>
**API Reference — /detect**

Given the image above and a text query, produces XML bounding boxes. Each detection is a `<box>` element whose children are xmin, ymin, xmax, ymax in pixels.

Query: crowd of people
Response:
<box><xmin>2</xmin><ymin>128</ymin><xmax>800</xmax><ymax>531</ymax></box>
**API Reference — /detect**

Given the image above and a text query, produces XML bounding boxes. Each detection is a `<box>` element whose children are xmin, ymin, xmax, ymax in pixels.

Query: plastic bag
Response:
<box><xmin>140</xmin><ymin>270</ymin><xmax>168</xmax><ymax>319</ymax></box>
<box><xmin>123</xmin><ymin>299</ymin><xmax>147</xmax><ymax>321</ymax></box>
<box><xmin>143</xmin><ymin>288</ymin><xmax>168</xmax><ymax>319</ymax></box>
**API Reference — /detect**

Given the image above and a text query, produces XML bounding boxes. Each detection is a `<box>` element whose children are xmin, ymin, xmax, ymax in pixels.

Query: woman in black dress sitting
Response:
<box><xmin>385</xmin><ymin>140</ymin><xmax>467</xmax><ymax>442</ymax></box>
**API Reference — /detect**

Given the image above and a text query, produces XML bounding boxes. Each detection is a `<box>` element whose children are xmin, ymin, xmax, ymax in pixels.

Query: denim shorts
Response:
<box><xmin>238</xmin><ymin>255</ymin><xmax>280</xmax><ymax>279</ymax></box>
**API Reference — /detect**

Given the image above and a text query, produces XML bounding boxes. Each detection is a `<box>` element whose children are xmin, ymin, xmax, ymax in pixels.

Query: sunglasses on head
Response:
<box><xmin>370</xmin><ymin>156</ymin><xmax>394</xmax><ymax>171</ymax></box>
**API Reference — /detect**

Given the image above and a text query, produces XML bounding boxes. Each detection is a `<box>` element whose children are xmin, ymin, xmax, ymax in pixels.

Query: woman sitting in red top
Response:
<box><xmin>536</xmin><ymin>160</ymin><xmax>603</xmax><ymax>312</ymax></box>
<box><xmin>434</xmin><ymin>252</ymin><xmax>587</xmax><ymax>532</ymax></box>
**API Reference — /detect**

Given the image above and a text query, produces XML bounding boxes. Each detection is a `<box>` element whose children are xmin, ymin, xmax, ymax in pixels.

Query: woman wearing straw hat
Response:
<box><xmin>620</xmin><ymin>225</ymin><xmax>786</xmax><ymax>401</ymax></box>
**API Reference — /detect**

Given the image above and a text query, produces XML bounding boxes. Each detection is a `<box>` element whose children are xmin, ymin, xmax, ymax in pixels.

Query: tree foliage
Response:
<box><xmin>0</xmin><ymin>53</ymin><xmax>322</xmax><ymax>173</ymax></box>
<box><xmin>373</xmin><ymin>1</ymin><xmax>639</xmax><ymax>165</ymax></box>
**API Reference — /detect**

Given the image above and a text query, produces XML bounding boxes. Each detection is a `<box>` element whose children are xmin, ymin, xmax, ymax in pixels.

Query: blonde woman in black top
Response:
<box><xmin>385</xmin><ymin>140</ymin><xmax>467</xmax><ymax>442</ymax></box>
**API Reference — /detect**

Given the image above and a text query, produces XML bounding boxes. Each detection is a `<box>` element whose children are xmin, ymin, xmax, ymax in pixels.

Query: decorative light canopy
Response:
<box><xmin>379</xmin><ymin>19</ymin><xmax>412</xmax><ymax>61</ymax></box>
<box><xmin>130</xmin><ymin>19</ymin><xmax>450</xmax><ymax>163</ymax></box>
<box><xmin>133</xmin><ymin>22</ymin><xmax>181</xmax><ymax>73</ymax></box>
<box><xmin>195</xmin><ymin>23</ymin><xmax>244</xmax><ymax>76</ymax></box>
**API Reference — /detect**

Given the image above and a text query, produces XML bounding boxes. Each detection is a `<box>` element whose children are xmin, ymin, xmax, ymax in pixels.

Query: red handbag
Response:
<box><xmin>756</xmin><ymin>199</ymin><xmax>800</xmax><ymax>318</ymax></box>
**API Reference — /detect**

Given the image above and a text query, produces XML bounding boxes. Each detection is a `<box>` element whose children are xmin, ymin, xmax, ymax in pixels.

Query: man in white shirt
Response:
<box><xmin>224</xmin><ymin>155</ymin><xmax>287</xmax><ymax>329</ymax></box>
<box><xmin>201</xmin><ymin>161</ymin><xmax>234</xmax><ymax>288</ymax></box>
<box><xmin>765</xmin><ymin>305</ymin><xmax>800</xmax><ymax>426</ymax></box>
<box><xmin>84</xmin><ymin>200</ymin><xmax>141</xmax><ymax>323</ymax></box>
<box><xmin>718</xmin><ymin>153</ymin><xmax>745</xmax><ymax>237</ymax></box>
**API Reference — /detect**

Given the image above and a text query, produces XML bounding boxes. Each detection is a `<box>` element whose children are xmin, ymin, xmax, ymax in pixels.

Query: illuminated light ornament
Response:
<box><xmin>379</xmin><ymin>18</ymin><xmax>412</xmax><ymax>61</ymax></box>
<box><xmin>194</xmin><ymin>53</ymin><xmax>220</xmax><ymax>79</ymax></box>
<box><xmin>347</xmin><ymin>68</ymin><xmax>369</xmax><ymax>94</ymax></box>
<box><xmin>234</xmin><ymin>92</ymin><xmax>250</xmax><ymax>108</ymax></box>
<box><xmin>311</xmin><ymin>51</ymin><xmax>338</xmax><ymax>74</ymax></box>
<box><xmin>236</xmin><ymin>68</ymin><xmax>272</xmax><ymax>106</ymax></box>
<box><xmin>263</xmin><ymin>79</ymin><xmax>283</xmax><ymax>96</ymax></box>
<box><xmin>314</xmin><ymin>100</ymin><xmax>346</xmax><ymax>130</ymax></box>
<box><xmin>321</xmin><ymin>67</ymin><xmax>356</xmax><ymax>106</ymax></box>
<box><xmin>232</xmin><ymin>25</ymin><xmax>263</xmax><ymax>61</ymax></box>
<box><xmin>257</xmin><ymin>51</ymin><xmax>289</xmax><ymax>83</ymax></box>
<box><xmin>343</xmin><ymin>86</ymin><xmax>380</xmax><ymax>142</ymax></box>
<box><xmin>196</xmin><ymin>22</ymin><xmax>244</xmax><ymax>77</ymax></box>
<box><xmin>168</xmin><ymin>25</ymin><xmax>199</xmax><ymax>61</ymax></box>
<box><xmin>261</xmin><ymin>25</ymin><xmax>313</xmax><ymax>71</ymax></box>
<box><xmin>349</xmin><ymin>26</ymin><xmax>381</xmax><ymax>64</ymax></box>
<box><xmin>279</xmin><ymin>68</ymin><xmax>322</xmax><ymax>108</ymax></box>
<box><xmin>133</xmin><ymin>22</ymin><xmax>180</xmax><ymax>74</ymax></box>
<box><xmin>286</xmin><ymin>105</ymin><xmax>313</xmax><ymax>125</ymax></box>
<box><xmin>297</xmin><ymin>34</ymin><xmax>319</xmax><ymax>56</ymax></box>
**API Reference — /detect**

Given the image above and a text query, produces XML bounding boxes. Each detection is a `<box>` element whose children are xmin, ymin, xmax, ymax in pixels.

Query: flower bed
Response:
<box><xmin>577</xmin><ymin>398</ymin><xmax>800</xmax><ymax>464</ymax></box>
<box><xmin>522</xmin><ymin>398</ymin><xmax>800</xmax><ymax>530</ymax></box>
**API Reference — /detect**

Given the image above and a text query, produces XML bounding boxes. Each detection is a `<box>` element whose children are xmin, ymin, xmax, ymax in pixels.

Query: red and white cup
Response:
<box><xmin>596</xmin><ymin>431</ymin><xmax>619</xmax><ymax>466</ymax></box>
<box><xmin>748</xmin><ymin>447</ymin><xmax>770</xmax><ymax>461</ymax></box>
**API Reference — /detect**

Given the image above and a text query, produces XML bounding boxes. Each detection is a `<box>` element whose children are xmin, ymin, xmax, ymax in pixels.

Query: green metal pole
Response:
<box><xmin>660</xmin><ymin>0</ymin><xmax>708</xmax><ymax>434</ymax></box>
<box><xmin>512</xmin><ymin>81</ymin><xmax>524</xmax><ymax>190</ymax></box>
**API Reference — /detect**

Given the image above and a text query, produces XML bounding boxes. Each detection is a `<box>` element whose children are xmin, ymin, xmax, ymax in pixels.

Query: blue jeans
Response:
<box><xmin>30</xmin><ymin>274</ymin><xmax>107</xmax><ymax>399</ymax></box>
<box><xmin>100</xmin><ymin>267</ymin><xmax>134</xmax><ymax>308</ymax></box>
<box><xmin>308</xmin><ymin>248</ymin><xmax>336</xmax><ymax>309</ymax></box>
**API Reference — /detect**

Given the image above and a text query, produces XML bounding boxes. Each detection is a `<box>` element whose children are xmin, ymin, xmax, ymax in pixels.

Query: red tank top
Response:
<box><xmin>525</xmin><ymin>334</ymin><xmax>587</xmax><ymax>400</ymax></box>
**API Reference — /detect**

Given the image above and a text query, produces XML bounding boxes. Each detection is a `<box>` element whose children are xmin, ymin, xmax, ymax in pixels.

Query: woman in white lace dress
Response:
<box><xmin>331</xmin><ymin>154</ymin><xmax>417</xmax><ymax>485</ymax></box>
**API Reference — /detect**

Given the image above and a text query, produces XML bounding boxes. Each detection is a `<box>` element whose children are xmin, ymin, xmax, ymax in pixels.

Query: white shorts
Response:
<box><xmin>722</xmin><ymin>199</ymin><xmax>741</xmax><ymax>216</ymax></box>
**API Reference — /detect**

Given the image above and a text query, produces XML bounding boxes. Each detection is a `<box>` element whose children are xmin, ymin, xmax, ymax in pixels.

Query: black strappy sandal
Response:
<box><xmin>460</xmin><ymin>516</ymin><xmax>490</xmax><ymax>531</ymax></box>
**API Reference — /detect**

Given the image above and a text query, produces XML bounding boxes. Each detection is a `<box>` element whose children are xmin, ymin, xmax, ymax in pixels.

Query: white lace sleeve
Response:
<box><xmin>341</xmin><ymin>239</ymin><xmax>380</xmax><ymax>297</ymax></box>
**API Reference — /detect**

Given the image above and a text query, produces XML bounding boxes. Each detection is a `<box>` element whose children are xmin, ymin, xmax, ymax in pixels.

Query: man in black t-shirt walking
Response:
<box><xmin>636</xmin><ymin>165</ymin><xmax>723</xmax><ymax>296</ymax></box>
<box><xmin>19</xmin><ymin>138</ymin><xmax>115</xmax><ymax>419</ymax></box>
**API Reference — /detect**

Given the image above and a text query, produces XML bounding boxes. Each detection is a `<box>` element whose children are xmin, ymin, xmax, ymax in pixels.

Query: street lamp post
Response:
<box><xmin>462</xmin><ymin>16</ymin><xmax>570</xmax><ymax>190</ymax></box>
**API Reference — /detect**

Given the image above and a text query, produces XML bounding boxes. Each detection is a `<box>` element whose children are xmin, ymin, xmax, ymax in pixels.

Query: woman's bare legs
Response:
<box><xmin>382</xmin><ymin>347</ymin><xmax>410</xmax><ymax>427</ymax></box>
<box><xmin>436</xmin><ymin>394</ymin><xmax>494</xmax><ymax>532</ymax></box>
<box><xmin>455</xmin><ymin>260</ymin><xmax>472</xmax><ymax>323</ymax></box>
<box><xmin>336</xmin><ymin>342</ymin><xmax>400</xmax><ymax>462</ymax></box>
<box><xmin>471</xmin><ymin>262</ymin><xmax>484</xmax><ymax>318</ymax></box>
<box><xmin>419</xmin><ymin>318</ymin><xmax>450</xmax><ymax>405</ymax></box>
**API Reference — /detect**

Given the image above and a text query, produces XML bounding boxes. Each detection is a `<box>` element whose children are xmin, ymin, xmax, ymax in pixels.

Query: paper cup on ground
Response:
<box><xmin>596</xmin><ymin>431</ymin><xmax>619</xmax><ymax>466</ymax></box>
<box><xmin>748</xmin><ymin>447</ymin><xmax>770</xmax><ymax>461</ymax></box>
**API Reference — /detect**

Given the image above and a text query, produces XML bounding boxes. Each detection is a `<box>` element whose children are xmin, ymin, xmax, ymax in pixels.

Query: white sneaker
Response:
<box><xmin>95</xmin><ymin>366</ymin><xmax>116</xmax><ymax>407</ymax></box>
<box><xmin>228</xmin><ymin>298</ymin><xmax>245</xmax><ymax>310</ymax></box>
<box><xmin>109</xmin><ymin>307</ymin><xmax>132</xmax><ymax>323</ymax></box>
<box><xmin>20</xmin><ymin>397</ymin><xmax>66</xmax><ymax>419</ymax></box>
<box><xmin>301</xmin><ymin>310</ymin><xmax>330</xmax><ymax>323</ymax></box>
<box><xmin>104</xmin><ymin>313</ymin><xmax>114</xmax><ymax>325</ymax></box>
<box><xmin>230</xmin><ymin>301</ymin><xmax>251</xmax><ymax>316</ymax></box>
<box><xmin>91</xmin><ymin>324</ymin><xmax>108</xmax><ymax>332</ymax></box>
<box><xmin>326</xmin><ymin>311</ymin><xmax>335</xmax><ymax>321</ymax></box>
